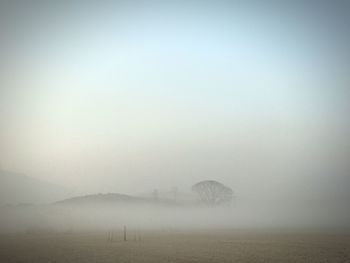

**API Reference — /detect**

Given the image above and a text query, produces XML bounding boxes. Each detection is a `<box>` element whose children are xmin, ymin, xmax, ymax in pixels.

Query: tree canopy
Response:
<box><xmin>192</xmin><ymin>180</ymin><xmax>233</xmax><ymax>206</ymax></box>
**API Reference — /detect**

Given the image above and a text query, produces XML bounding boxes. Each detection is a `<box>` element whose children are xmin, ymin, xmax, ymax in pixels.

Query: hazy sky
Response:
<box><xmin>1</xmin><ymin>1</ymin><xmax>349</xmax><ymax>198</ymax></box>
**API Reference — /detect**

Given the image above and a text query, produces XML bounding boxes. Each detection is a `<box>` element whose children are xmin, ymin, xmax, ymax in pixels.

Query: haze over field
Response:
<box><xmin>1</xmin><ymin>1</ymin><xmax>350</xmax><ymax>262</ymax></box>
<box><xmin>1</xmin><ymin>0</ymin><xmax>350</xmax><ymax>231</ymax></box>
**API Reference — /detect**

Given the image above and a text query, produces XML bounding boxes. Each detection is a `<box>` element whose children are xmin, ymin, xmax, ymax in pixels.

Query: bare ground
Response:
<box><xmin>0</xmin><ymin>229</ymin><xmax>349</xmax><ymax>263</ymax></box>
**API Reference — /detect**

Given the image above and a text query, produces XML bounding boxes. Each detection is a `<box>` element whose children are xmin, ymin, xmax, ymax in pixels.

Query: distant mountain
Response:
<box><xmin>0</xmin><ymin>170</ymin><xmax>72</xmax><ymax>205</ymax></box>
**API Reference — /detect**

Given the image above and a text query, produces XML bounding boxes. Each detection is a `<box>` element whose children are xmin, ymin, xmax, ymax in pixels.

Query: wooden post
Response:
<box><xmin>138</xmin><ymin>229</ymin><xmax>141</xmax><ymax>242</ymax></box>
<box><xmin>124</xmin><ymin>226</ymin><xmax>127</xmax><ymax>241</ymax></box>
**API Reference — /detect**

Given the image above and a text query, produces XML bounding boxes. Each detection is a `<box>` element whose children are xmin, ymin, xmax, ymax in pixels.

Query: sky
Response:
<box><xmin>0</xmin><ymin>1</ymin><xmax>350</xmax><ymax>200</ymax></box>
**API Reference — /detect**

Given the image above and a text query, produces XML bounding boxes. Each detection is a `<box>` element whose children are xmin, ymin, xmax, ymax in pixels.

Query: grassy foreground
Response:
<box><xmin>0</xmin><ymin>229</ymin><xmax>349</xmax><ymax>262</ymax></box>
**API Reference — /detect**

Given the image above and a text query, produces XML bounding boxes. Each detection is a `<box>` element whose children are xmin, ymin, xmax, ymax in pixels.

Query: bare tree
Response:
<box><xmin>192</xmin><ymin>180</ymin><xmax>233</xmax><ymax>206</ymax></box>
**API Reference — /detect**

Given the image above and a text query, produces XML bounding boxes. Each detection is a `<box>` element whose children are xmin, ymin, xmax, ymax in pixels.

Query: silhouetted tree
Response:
<box><xmin>192</xmin><ymin>180</ymin><xmax>233</xmax><ymax>206</ymax></box>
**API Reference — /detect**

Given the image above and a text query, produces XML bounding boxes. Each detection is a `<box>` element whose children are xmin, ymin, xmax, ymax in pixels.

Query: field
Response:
<box><xmin>0</xmin><ymin>229</ymin><xmax>349</xmax><ymax>263</ymax></box>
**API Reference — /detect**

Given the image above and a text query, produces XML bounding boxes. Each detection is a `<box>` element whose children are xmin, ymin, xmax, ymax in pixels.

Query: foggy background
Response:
<box><xmin>0</xmin><ymin>1</ymin><xmax>350</xmax><ymax>229</ymax></box>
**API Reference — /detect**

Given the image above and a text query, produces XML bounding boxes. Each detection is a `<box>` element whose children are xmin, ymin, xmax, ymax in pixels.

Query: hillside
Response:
<box><xmin>0</xmin><ymin>170</ymin><xmax>72</xmax><ymax>205</ymax></box>
<box><xmin>55</xmin><ymin>193</ymin><xmax>179</xmax><ymax>206</ymax></box>
<box><xmin>55</xmin><ymin>193</ymin><xmax>147</xmax><ymax>205</ymax></box>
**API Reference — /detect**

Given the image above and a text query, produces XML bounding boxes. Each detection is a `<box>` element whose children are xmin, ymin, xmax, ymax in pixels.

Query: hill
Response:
<box><xmin>55</xmin><ymin>193</ymin><xmax>148</xmax><ymax>205</ymax></box>
<box><xmin>0</xmin><ymin>170</ymin><xmax>72</xmax><ymax>205</ymax></box>
<box><xmin>55</xmin><ymin>192</ymin><xmax>179</xmax><ymax>206</ymax></box>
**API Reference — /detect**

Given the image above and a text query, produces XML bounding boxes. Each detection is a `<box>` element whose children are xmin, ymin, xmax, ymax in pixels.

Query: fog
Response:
<box><xmin>1</xmin><ymin>196</ymin><xmax>349</xmax><ymax>234</ymax></box>
<box><xmin>1</xmin><ymin>1</ymin><xmax>350</xmax><ymax>233</ymax></box>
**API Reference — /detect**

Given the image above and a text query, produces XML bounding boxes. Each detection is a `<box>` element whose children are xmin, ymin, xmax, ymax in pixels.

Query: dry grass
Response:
<box><xmin>0</xmin><ymin>229</ymin><xmax>349</xmax><ymax>262</ymax></box>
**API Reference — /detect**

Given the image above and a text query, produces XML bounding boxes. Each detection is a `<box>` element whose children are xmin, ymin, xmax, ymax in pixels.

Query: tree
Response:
<box><xmin>192</xmin><ymin>180</ymin><xmax>233</xmax><ymax>206</ymax></box>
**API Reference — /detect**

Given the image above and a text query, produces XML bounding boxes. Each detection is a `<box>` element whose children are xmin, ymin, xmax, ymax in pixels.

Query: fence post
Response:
<box><xmin>107</xmin><ymin>231</ymin><xmax>111</xmax><ymax>242</ymax></box>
